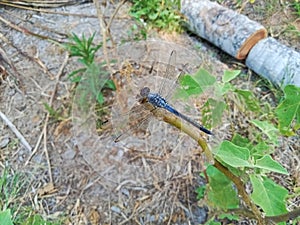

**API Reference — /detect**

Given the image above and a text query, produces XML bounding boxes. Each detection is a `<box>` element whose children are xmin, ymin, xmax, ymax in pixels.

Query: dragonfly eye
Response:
<box><xmin>140</xmin><ymin>87</ymin><xmax>150</xmax><ymax>97</ymax></box>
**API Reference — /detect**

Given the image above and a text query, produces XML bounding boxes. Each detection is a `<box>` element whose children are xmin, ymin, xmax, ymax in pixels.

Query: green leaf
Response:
<box><xmin>275</xmin><ymin>85</ymin><xmax>300</xmax><ymax>135</ymax></box>
<box><xmin>196</xmin><ymin>185</ymin><xmax>206</xmax><ymax>200</ymax></box>
<box><xmin>234</xmin><ymin>89</ymin><xmax>260</xmax><ymax>112</ymax></box>
<box><xmin>204</xmin><ymin>219</ymin><xmax>221</xmax><ymax>225</ymax></box>
<box><xmin>222</xmin><ymin>70</ymin><xmax>241</xmax><ymax>83</ymax></box>
<box><xmin>75</xmin><ymin>62</ymin><xmax>111</xmax><ymax>112</ymax></box>
<box><xmin>220</xmin><ymin>82</ymin><xmax>235</xmax><ymax>95</ymax></box>
<box><xmin>178</xmin><ymin>74</ymin><xmax>202</xmax><ymax>96</ymax></box>
<box><xmin>251</xmin><ymin>141</ymin><xmax>271</xmax><ymax>157</ymax></box>
<box><xmin>22</xmin><ymin>214</ymin><xmax>57</xmax><ymax>225</ymax></box>
<box><xmin>179</xmin><ymin>69</ymin><xmax>215</xmax><ymax>95</ymax></box>
<box><xmin>0</xmin><ymin>209</ymin><xmax>13</xmax><ymax>225</ymax></box>
<box><xmin>250</xmin><ymin>175</ymin><xmax>288</xmax><ymax>216</ymax></box>
<box><xmin>215</xmin><ymin>141</ymin><xmax>251</xmax><ymax>167</ymax></box>
<box><xmin>104</xmin><ymin>79</ymin><xmax>116</xmax><ymax>90</ymax></box>
<box><xmin>68</xmin><ymin>68</ymin><xmax>87</xmax><ymax>82</ymax></box>
<box><xmin>96</xmin><ymin>93</ymin><xmax>105</xmax><ymax>105</ymax></box>
<box><xmin>206</xmin><ymin>165</ymin><xmax>239</xmax><ymax>209</ymax></box>
<box><xmin>193</xmin><ymin>68</ymin><xmax>216</xmax><ymax>90</ymax></box>
<box><xmin>250</xmin><ymin>119</ymin><xmax>279</xmax><ymax>145</ymax></box>
<box><xmin>202</xmin><ymin>98</ymin><xmax>226</xmax><ymax>127</ymax></box>
<box><xmin>219</xmin><ymin>213</ymin><xmax>239</xmax><ymax>221</ymax></box>
<box><xmin>177</xmin><ymin>69</ymin><xmax>216</xmax><ymax>98</ymax></box>
<box><xmin>254</xmin><ymin>155</ymin><xmax>288</xmax><ymax>175</ymax></box>
<box><xmin>231</xmin><ymin>133</ymin><xmax>251</xmax><ymax>148</ymax></box>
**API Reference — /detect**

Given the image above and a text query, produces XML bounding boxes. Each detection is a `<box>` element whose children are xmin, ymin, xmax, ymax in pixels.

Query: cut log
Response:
<box><xmin>246</xmin><ymin>37</ymin><xmax>300</xmax><ymax>88</ymax></box>
<box><xmin>181</xmin><ymin>0</ymin><xmax>267</xmax><ymax>59</ymax></box>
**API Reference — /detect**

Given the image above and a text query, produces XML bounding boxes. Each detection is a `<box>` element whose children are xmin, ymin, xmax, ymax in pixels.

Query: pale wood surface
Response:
<box><xmin>181</xmin><ymin>0</ymin><xmax>267</xmax><ymax>59</ymax></box>
<box><xmin>246</xmin><ymin>37</ymin><xmax>300</xmax><ymax>88</ymax></box>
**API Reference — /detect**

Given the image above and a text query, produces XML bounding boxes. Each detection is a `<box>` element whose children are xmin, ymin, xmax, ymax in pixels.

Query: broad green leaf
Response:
<box><xmin>275</xmin><ymin>85</ymin><xmax>300</xmax><ymax>135</ymax></box>
<box><xmin>177</xmin><ymin>69</ymin><xmax>216</xmax><ymax>98</ymax></box>
<box><xmin>0</xmin><ymin>209</ymin><xmax>13</xmax><ymax>225</ymax></box>
<box><xmin>231</xmin><ymin>133</ymin><xmax>251</xmax><ymax>148</ymax></box>
<box><xmin>234</xmin><ymin>89</ymin><xmax>260</xmax><ymax>112</ymax></box>
<box><xmin>215</xmin><ymin>141</ymin><xmax>251</xmax><ymax>167</ymax></box>
<box><xmin>204</xmin><ymin>219</ymin><xmax>221</xmax><ymax>225</ymax></box>
<box><xmin>178</xmin><ymin>74</ymin><xmax>203</xmax><ymax>96</ymax></box>
<box><xmin>251</xmin><ymin>141</ymin><xmax>271</xmax><ymax>157</ymax></box>
<box><xmin>254</xmin><ymin>155</ymin><xmax>288</xmax><ymax>175</ymax></box>
<box><xmin>250</xmin><ymin>120</ymin><xmax>279</xmax><ymax>145</ymax></box>
<box><xmin>193</xmin><ymin>68</ymin><xmax>216</xmax><ymax>90</ymax></box>
<box><xmin>250</xmin><ymin>175</ymin><xmax>288</xmax><ymax>216</ymax></box>
<box><xmin>222</xmin><ymin>70</ymin><xmax>241</xmax><ymax>83</ymax></box>
<box><xmin>219</xmin><ymin>213</ymin><xmax>239</xmax><ymax>221</ymax></box>
<box><xmin>202</xmin><ymin>98</ymin><xmax>226</xmax><ymax>127</ymax></box>
<box><xmin>206</xmin><ymin>165</ymin><xmax>239</xmax><ymax>209</ymax></box>
<box><xmin>220</xmin><ymin>82</ymin><xmax>234</xmax><ymax>95</ymax></box>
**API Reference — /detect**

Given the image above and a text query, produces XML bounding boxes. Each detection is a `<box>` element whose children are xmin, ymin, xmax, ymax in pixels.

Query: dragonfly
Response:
<box><xmin>113</xmin><ymin>50</ymin><xmax>213</xmax><ymax>142</ymax></box>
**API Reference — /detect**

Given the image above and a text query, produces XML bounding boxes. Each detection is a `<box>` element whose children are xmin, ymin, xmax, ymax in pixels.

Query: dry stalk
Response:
<box><xmin>25</xmin><ymin>53</ymin><xmax>69</xmax><ymax>184</ymax></box>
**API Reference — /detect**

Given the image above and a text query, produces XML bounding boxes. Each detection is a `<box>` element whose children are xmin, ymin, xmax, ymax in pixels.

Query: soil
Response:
<box><xmin>0</xmin><ymin>1</ymin><xmax>299</xmax><ymax>224</ymax></box>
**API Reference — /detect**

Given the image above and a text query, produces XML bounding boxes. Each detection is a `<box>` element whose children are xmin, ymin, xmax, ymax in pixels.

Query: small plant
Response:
<box><xmin>129</xmin><ymin>0</ymin><xmax>183</xmax><ymax>33</ymax></box>
<box><xmin>292</xmin><ymin>0</ymin><xmax>300</xmax><ymax>16</ymax></box>
<box><xmin>64</xmin><ymin>33</ymin><xmax>115</xmax><ymax>105</ymax></box>
<box><xmin>125</xmin><ymin>23</ymin><xmax>148</xmax><ymax>42</ymax></box>
<box><xmin>64</xmin><ymin>33</ymin><xmax>101</xmax><ymax>81</ymax></box>
<box><xmin>0</xmin><ymin>168</ymin><xmax>63</xmax><ymax>225</ymax></box>
<box><xmin>178</xmin><ymin>69</ymin><xmax>300</xmax><ymax>224</ymax></box>
<box><xmin>43</xmin><ymin>103</ymin><xmax>65</xmax><ymax>121</ymax></box>
<box><xmin>64</xmin><ymin>33</ymin><xmax>115</xmax><ymax>130</ymax></box>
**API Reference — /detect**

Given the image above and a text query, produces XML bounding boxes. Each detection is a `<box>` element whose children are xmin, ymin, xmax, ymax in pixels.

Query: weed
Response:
<box><xmin>0</xmin><ymin>168</ymin><xmax>63</xmax><ymax>224</ymax></box>
<box><xmin>292</xmin><ymin>0</ymin><xmax>300</xmax><ymax>16</ymax></box>
<box><xmin>180</xmin><ymin>68</ymin><xmax>300</xmax><ymax>223</ymax></box>
<box><xmin>64</xmin><ymin>33</ymin><xmax>115</xmax><ymax>129</ymax></box>
<box><xmin>124</xmin><ymin>23</ymin><xmax>148</xmax><ymax>42</ymax></box>
<box><xmin>43</xmin><ymin>103</ymin><xmax>64</xmax><ymax>121</ymax></box>
<box><xmin>129</xmin><ymin>0</ymin><xmax>183</xmax><ymax>33</ymax></box>
<box><xmin>64</xmin><ymin>32</ymin><xmax>115</xmax><ymax>104</ymax></box>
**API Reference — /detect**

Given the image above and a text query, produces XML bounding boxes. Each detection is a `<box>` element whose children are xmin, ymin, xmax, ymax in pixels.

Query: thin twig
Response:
<box><xmin>25</xmin><ymin>53</ymin><xmax>69</xmax><ymax>183</ymax></box>
<box><xmin>0</xmin><ymin>18</ymin><xmax>56</xmax><ymax>79</ymax></box>
<box><xmin>93</xmin><ymin>0</ymin><xmax>111</xmax><ymax>72</ymax></box>
<box><xmin>213</xmin><ymin>160</ymin><xmax>265</xmax><ymax>224</ymax></box>
<box><xmin>0</xmin><ymin>15</ymin><xmax>63</xmax><ymax>43</ymax></box>
<box><xmin>151</xmin><ymin>105</ymin><xmax>266</xmax><ymax>224</ymax></box>
<box><xmin>107</xmin><ymin>0</ymin><xmax>127</xmax><ymax>43</ymax></box>
<box><xmin>0</xmin><ymin>111</ymin><xmax>32</xmax><ymax>151</ymax></box>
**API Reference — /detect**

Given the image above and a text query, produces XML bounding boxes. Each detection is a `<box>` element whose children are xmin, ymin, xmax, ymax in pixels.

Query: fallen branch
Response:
<box><xmin>0</xmin><ymin>110</ymin><xmax>32</xmax><ymax>151</ymax></box>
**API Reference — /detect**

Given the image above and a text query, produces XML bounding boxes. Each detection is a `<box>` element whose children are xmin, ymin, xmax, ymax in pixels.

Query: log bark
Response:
<box><xmin>246</xmin><ymin>37</ymin><xmax>300</xmax><ymax>88</ymax></box>
<box><xmin>181</xmin><ymin>0</ymin><xmax>267</xmax><ymax>59</ymax></box>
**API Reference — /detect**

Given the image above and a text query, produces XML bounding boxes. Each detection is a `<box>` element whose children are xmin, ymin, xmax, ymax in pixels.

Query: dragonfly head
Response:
<box><xmin>140</xmin><ymin>87</ymin><xmax>150</xmax><ymax>97</ymax></box>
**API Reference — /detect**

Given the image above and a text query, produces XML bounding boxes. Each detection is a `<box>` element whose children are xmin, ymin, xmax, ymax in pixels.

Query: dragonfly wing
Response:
<box><xmin>112</xmin><ymin>103</ymin><xmax>153</xmax><ymax>142</ymax></box>
<box><xmin>158</xmin><ymin>50</ymin><xmax>177</xmax><ymax>97</ymax></box>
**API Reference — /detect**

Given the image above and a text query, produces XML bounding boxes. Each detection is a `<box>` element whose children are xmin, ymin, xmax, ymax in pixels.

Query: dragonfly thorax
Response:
<box><xmin>140</xmin><ymin>87</ymin><xmax>168</xmax><ymax>108</ymax></box>
<box><xmin>147</xmin><ymin>92</ymin><xmax>168</xmax><ymax>108</ymax></box>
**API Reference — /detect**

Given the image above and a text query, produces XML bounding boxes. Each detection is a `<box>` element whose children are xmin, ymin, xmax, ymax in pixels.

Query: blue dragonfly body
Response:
<box><xmin>140</xmin><ymin>87</ymin><xmax>213</xmax><ymax>135</ymax></box>
<box><xmin>113</xmin><ymin>50</ymin><xmax>212</xmax><ymax>142</ymax></box>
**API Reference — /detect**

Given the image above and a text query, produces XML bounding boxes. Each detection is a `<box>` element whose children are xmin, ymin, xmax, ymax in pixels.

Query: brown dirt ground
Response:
<box><xmin>0</xmin><ymin>0</ymin><xmax>299</xmax><ymax>224</ymax></box>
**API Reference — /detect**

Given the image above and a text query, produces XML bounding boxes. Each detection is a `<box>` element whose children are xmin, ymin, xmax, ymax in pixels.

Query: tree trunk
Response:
<box><xmin>246</xmin><ymin>37</ymin><xmax>300</xmax><ymax>88</ymax></box>
<box><xmin>181</xmin><ymin>0</ymin><xmax>267</xmax><ymax>60</ymax></box>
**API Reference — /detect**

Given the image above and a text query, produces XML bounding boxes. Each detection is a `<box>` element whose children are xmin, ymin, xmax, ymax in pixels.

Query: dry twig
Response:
<box><xmin>0</xmin><ymin>110</ymin><xmax>32</xmax><ymax>151</ymax></box>
<box><xmin>25</xmin><ymin>53</ymin><xmax>69</xmax><ymax>184</ymax></box>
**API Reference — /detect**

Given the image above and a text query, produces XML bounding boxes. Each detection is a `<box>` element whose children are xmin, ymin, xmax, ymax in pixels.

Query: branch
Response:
<box><xmin>0</xmin><ymin>111</ymin><xmax>32</xmax><ymax>151</ymax></box>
